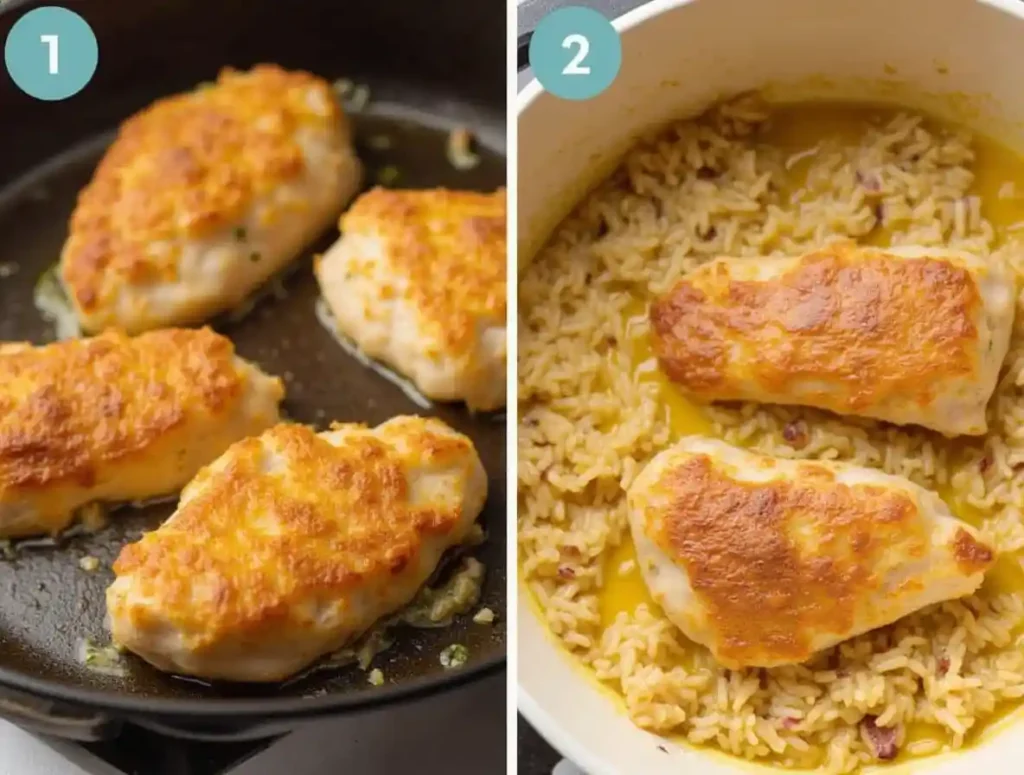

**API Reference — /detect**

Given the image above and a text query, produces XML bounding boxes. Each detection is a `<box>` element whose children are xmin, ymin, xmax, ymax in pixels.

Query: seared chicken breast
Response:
<box><xmin>627</xmin><ymin>436</ymin><xmax>995</xmax><ymax>669</ymax></box>
<box><xmin>107</xmin><ymin>416</ymin><xmax>487</xmax><ymax>682</ymax></box>
<box><xmin>315</xmin><ymin>188</ymin><xmax>506</xmax><ymax>411</ymax></box>
<box><xmin>0</xmin><ymin>329</ymin><xmax>283</xmax><ymax>538</ymax></box>
<box><xmin>60</xmin><ymin>65</ymin><xmax>362</xmax><ymax>333</ymax></box>
<box><xmin>650</xmin><ymin>241</ymin><xmax>1016</xmax><ymax>437</ymax></box>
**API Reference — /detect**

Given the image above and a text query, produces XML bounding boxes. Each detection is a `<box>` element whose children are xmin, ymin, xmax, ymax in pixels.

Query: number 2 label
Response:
<box><xmin>528</xmin><ymin>6</ymin><xmax>621</xmax><ymax>101</ymax></box>
<box><xmin>40</xmin><ymin>34</ymin><xmax>58</xmax><ymax>74</ymax></box>
<box><xmin>561</xmin><ymin>33</ymin><xmax>591</xmax><ymax>76</ymax></box>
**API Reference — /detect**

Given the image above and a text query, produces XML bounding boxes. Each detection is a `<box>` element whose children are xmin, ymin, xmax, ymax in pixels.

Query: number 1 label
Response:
<box><xmin>40</xmin><ymin>34</ymin><xmax>58</xmax><ymax>74</ymax></box>
<box><xmin>4</xmin><ymin>7</ymin><xmax>97</xmax><ymax>100</ymax></box>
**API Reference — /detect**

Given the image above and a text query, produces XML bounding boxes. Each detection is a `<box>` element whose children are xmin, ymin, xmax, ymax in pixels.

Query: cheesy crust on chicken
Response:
<box><xmin>627</xmin><ymin>436</ymin><xmax>995</xmax><ymax>669</ymax></box>
<box><xmin>0</xmin><ymin>329</ymin><xmax>283</xmax><ymax>538</ymax></box>
<box><xmin>315</xmin><ymin>187</ymin><xmax>506</xmax><ymax>411</ymax></box>
<box><xmin>107</xmin><ymin>416</ymin><xmax>487</xmax><ymax>682</ymax></box>
<box><xmin>650</xmin><ymin>241</ymin><xmax>1016</xmax><ymax>437</ymax></box>
<box><xmin>60</xmin><ymin>65</ymin><xmax>362</xmax><ymax>333</ymax></box>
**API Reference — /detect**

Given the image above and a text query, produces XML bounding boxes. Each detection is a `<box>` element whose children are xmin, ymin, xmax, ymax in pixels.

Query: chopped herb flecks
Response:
<box><xmin>376</xmin><ymin>166</ymin><xmax>400</xmax><ymax>186</ymax></box>
<box><xmin>440</xmin><ymin>643</ymin><xmax>469</xmax><ymax>669</ymax></box>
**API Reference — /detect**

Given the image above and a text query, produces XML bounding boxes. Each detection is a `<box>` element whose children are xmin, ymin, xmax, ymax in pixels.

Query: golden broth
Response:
<box><xmin>577</xmin><ymin>102</ymin><xmax>1024</xmax><ymax>763</ymax></box>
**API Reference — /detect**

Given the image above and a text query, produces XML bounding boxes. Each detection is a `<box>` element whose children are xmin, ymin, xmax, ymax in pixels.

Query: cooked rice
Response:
<box><xmin>518</xmin><ymin>95</ymin><xmax>1024</xmax><ymax>772</ymax></box>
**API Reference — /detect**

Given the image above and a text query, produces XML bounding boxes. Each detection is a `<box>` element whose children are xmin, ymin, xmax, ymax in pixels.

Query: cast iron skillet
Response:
<box><xmin>0</xmin><ymin>0</ymin><xmax>506</xmax><ymax>742</ymax></box>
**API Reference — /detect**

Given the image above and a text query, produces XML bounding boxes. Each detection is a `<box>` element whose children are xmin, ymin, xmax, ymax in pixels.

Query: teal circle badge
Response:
<box><xmin>529</xmin><ymin>6</ymin><xmax>621</xmax><ymax>101</ymax></box>
<box><xmin>5</xmin><ymin>6</ymin><xmax>98</xmax><ymax>101</ymax></box>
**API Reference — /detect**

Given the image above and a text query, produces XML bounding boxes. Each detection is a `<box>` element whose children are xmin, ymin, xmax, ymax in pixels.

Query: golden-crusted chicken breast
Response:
<box><xmin>627</xmin><ymin>436</ymin><xmax>995</xmax><ymax>669</ymax></box>
<box><xmin>107</xmin><ymin>416</ymin><xmax>487</xmax><ymax>682</ymax></box>
<box><xmin>60</xmin><ymin>65</ymin><xmax>362</xmax><ymax>333</ymax></box>
<box><xmin>0</xmin><ymin>329</ymin><xmax>283</xmax><ymax>538</ymax></box>
<box><xmin>650</xmin><ymin>241</ymin><xmax>1016</xmax><ymax>437</ymax></box>
<box><xmin>314</xmin><ymin>188</ymin><xmax>506</xmax><ymax>411</ymax></box>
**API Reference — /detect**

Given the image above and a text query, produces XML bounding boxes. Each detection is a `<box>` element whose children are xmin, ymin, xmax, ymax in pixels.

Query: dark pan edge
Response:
<box><xmin>0</xmin><ymin>653</ymin><xmax>504</xmax><ymax>723</ymax></box>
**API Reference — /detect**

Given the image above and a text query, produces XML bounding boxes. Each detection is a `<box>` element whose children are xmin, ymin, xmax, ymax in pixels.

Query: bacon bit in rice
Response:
<box><xmin>557</xmin><ymin>566</ymin><xmax>576</xmax><ymax>580</ymax></box>
<box><xmin>699</xmin><ymin>225</ymin><xmax>717</xmax><ymax>240</ymax></box>
<box><xmin>873</xmin><ymin>202</ymin><xmax>886</xmax><ymax>224</ymax></box>
<box><xmin>782</xmin><ymin>420</ymin><xmax>809</xmax><ymax>448</ymax></box>
<box><xmin>856</xmin><ymin>171</ymin><xmax>881</xmax><ymax>192</ymax></box>
<box><xmin>938</xmin><ymin>656</ymin><xmax>951</xmax><ymax>676</ymax></box>
<box><xmin>782</xmin><ymin>717</ymin><xmax>800</xmax><ymax>730</ymax></box>
<box><xmin>860</xmin><ymin>716</ymin><xmax>899</xmax><ymax>761</ymax></box>
<box><xmin>696</xmin><ymin>166</ymin><xmax>718</xmax><ymax>180</ymax></box>
<box><xmin>596</xmin><ymin>335</ymin><xmax>619</xmax><ymax>354</ymax></box>
<box><xmin>980</xmin><ymin>455</ymin><xmax>993</xmax><ymax>474</ymax></box>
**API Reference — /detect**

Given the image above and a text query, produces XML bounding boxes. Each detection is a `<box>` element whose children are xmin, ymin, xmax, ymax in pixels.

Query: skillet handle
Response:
<box><xmin>518</xmin><ymin>32</ymin><xmax>532</xmax><ymax>72</ymax></box>
<box><xmin>0</xmin><ymin>690</ymin><xmax>121</xmax><ymax>741</ymax></box>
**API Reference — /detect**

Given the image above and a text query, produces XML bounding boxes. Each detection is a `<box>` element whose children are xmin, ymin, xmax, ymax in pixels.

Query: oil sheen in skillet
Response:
<box><xmin>0</xmin><ymin>98</ymin><xmax>506</xmax><ymax>700</ymax></box>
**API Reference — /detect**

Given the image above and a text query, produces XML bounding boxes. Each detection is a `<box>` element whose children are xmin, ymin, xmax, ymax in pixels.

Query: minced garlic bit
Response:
<box><xmin>440</xmin><ymin>643</ymin><xmax>469</xmax><ymax>669</ymax></box>
<box><xmin>77</xmin><ymin>638</ymin><xmax>127</xmax><ymax>677</ymax></box>
<box><xmin>34</xmin><ymin>265</ymin><xmax>81</xmax><ymax>341</ymax></box>
<box><xmin>367</xmin><ymin>668</ymin><xmax>385</xmax><ymax>686</ymax></box>
<box><xmin>78</xmin><ymin>556</ymin><xmax>100</xmax><ymax>572</ymax></box>
<box><xmin>447</xmin><ymin>127</ymin><xmax>481</xmax><ymax>171</ymax></box>
<box><xmin>332</xmin><ymin>78</ymin><xmax>371</xmax><ymax>112</ymax></box>
<box><xmin>472</xmin><ymin>607</ymin><xmax>495</xmax><ymax>625</ymax></box>
<box><xmin>618</xmin><ymin>559</ymin><xmax>636</xmax><ymax>575</ymax></box>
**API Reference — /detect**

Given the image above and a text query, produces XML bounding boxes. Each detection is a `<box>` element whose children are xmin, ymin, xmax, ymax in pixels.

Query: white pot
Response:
<box><xmin>516</xmin><ymin>0</ymin><xmax>1024</xmax><ymax>772</ymax></box>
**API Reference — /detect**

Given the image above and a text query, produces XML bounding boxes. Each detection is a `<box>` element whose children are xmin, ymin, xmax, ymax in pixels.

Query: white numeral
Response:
<box><xmin>40</xmin><ymin>34</ymin><xmax>59</xmax><ymax>74</ymax></box>
<box><xmin>561</xmin><ymin>33</ymin><xmax>590</xmax><ymax>75</ymax></box>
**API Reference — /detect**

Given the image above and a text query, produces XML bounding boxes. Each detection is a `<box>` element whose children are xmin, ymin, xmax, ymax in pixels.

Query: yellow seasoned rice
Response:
<box><xmin>518</xmin><ymin>95</ymin><xmax>1024</xmax><ymax>772</ymax></box>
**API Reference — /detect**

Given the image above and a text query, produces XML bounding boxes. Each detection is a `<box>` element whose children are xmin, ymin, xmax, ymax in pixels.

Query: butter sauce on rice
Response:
<box><xmin>518</xmin><ymin>96</ymin><xmax>1024</xmax><ymax>772</ymax></box>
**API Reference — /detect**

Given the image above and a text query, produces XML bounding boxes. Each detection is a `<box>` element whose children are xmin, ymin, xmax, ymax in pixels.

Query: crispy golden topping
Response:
<box><xmin>645</xmin><ymin>454</ymin><xmax>993</xmax><ymax>667</ymax></box>
<box><xmin>650</xmin><ymin>241</ymin><xmax>981</xmax><ymax>410</ymax></box>
<box><xmin>0</xmin><ymin>328</ymin><xmax>253</xmax><ymax>493</ymax></box>
<box><xmin>337</xmin><ymin>187</ymin><xmax>506</xmax><ymax>354</ymax></box>
<box><xmin>112</xmin><ymin>419</ymin><xmax>475</xmax><ymax>644</ymax></box>
<box><xmin>61</xmin><ymin>65</ymin><xmax>345</xmax><ymax>314</ymax></box>
<box><xmin>952</xmin><ymin>527</ymin><xmax>994</xmax><ymax>574</ymax></box>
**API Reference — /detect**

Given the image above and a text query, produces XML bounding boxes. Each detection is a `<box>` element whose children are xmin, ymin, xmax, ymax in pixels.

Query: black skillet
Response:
<box><xmin>0</xmin><ymin>0</ymin><xmax>507</xmax><ymax>742</ymax></box>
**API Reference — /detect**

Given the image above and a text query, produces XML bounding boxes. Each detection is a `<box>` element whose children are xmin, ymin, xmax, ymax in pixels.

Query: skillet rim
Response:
<box><xmin>0</xmin><ymin>651</ymin><xmax>504</xmax><ymax>718</ymax></box>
